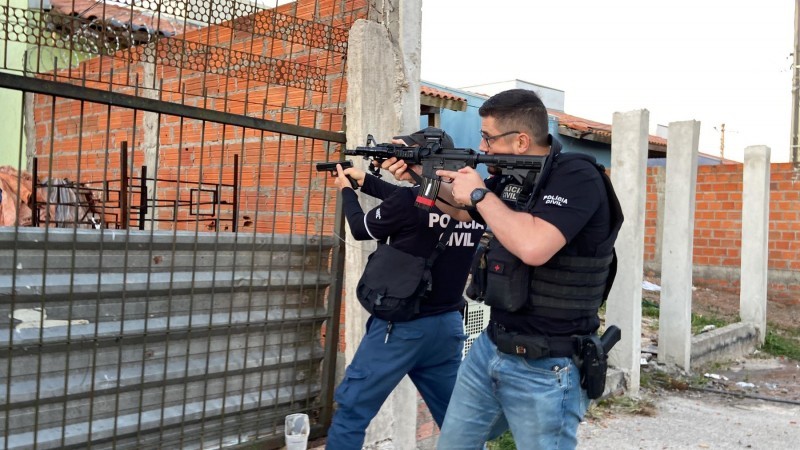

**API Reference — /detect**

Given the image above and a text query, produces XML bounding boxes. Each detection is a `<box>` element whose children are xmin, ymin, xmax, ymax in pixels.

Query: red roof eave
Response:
<box><xmin>549</xmin><ymin>110</ymin><xmax>667</xmax><ymax>149</ymax></box>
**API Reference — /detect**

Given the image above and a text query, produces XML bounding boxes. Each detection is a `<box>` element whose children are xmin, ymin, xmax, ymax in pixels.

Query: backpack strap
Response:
<box><xmin>426</xmin><ymin>219</ymin><xmax>458</xmax><ymax>268</ymax></box>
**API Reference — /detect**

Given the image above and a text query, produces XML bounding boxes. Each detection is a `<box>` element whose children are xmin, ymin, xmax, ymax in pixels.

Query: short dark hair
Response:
<box><xmin>478</xmin><ymin>89</ymin><xmax>549</xmax><ymax>147</ymax></box>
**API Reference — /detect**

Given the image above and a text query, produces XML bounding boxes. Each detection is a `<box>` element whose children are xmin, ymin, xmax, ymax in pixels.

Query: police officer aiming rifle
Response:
<box><xmin>383</xmin><ymin>89</ymin><xmax>623</xmax><ymax>449</ymax></box>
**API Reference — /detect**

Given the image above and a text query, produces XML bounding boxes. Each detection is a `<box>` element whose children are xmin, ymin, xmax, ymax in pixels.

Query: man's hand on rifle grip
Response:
<box><xmin>381</xmin><ymin>157</ymin><xmax>422</xmax><ymax>184</ymax></box>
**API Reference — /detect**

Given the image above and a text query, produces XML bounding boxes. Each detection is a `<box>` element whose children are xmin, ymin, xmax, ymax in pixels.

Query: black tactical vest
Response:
<box><xmin>524</xmin><ymin>152</ymin><xmax>623</xmax><ymax>320</ymax></box>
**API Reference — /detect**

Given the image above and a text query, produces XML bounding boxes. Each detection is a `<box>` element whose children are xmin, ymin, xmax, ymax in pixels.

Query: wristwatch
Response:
<box><xmin>469</xmin><ymin>188</ymin><xmax>491</xmax><ymax>207</ymax></box>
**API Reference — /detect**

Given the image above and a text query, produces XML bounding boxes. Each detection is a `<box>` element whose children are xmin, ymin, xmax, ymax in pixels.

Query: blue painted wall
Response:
<box><xmin>556</xmin><ymin>135</ymin><xmax>612</xmax><ymax>167</ymax></box>
<box><xmin>647</xmin><ymin>154</ymin><xmax>726</xmax><ymax>167</ymax></box>
<box><xmin>421</xmin><ymin>81</ymin><xmax>613</xmax><ymax>168</ymax></box>
<box><xmin>420</xmin><ymin>81</ymin><xmax>487</xmax><ymax>151</ymax></box>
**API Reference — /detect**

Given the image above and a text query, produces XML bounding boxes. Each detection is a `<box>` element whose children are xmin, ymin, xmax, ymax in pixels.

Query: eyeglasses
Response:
<box><xmin>480</xmin><ymin>130</ymin><xmax>520</xmax><ymax>149</ymax></box>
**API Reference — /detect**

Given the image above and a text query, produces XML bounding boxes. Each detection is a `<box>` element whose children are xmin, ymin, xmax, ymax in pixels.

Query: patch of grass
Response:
<box><xmin>639</xmin><ymin>369</ymin><xmax>691</xmax><ymax>391</ymax></box>
<box><xmin>702</xmin><ymin>360</ymin><xmax>727</xmax><ymax>372</ymax></box>
<box><xmin>486</xmin><ymin>431</ymin><xmax>516</xmax><ymax>450</ymax></box>
<box><xmin>640</xmin><ymin>369</ymin><xmax>669</xmax><ymax>389</ymax></box>
<box><xmin>599</xmin><ymin>395</ymin><xmax>656</xmax><ymax>416</ymax></box>
<box><xmin>690</xmin><ymin>312</ymin><xmax>731</xmax><ymax>335</ymax></box>
<box><xmin>769</xmin><ymin>323</ymin><xmax>800</xmax><ymax>338</ymax></box>
<box><xmin>639</xmin><ymin>299</ymin><xmax>731</xmax><ymax>335</ymax></box>
<box><xmin>762</xmin><ymin>329</ymin><xmax>800</xmax><ymax>360</ymax></box>
<box><xmin>642</xmin><ymin>299</ymin><xmax>660</xmax><ymax>318</ymax></box>
<box><xmin>584</xmin><ymin>394</ymin><xmax>657</xmax><ymax>422</ymax></box>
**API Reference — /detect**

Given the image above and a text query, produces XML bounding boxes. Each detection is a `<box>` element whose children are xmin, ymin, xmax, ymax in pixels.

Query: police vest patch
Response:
<box><xmin>542</xmin><ymin>194</ymin><xmax>569</xmax><ymax>206</ymax></box>
<box><xmin>501</xmin><ymin>184</ymin><xmax>521</xmax><ymax>202</ymax></box>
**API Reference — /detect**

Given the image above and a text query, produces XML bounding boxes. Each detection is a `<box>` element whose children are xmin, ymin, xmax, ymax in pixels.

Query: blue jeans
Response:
<box><xmin>438</xmin><ymin>332</ymin><xmax>589</xmax><ymax>450</ymax></box>
<box><xmin>326</xmin><ymin>311</ymin><xmax>466</xmax><ymax>449</ymax></box>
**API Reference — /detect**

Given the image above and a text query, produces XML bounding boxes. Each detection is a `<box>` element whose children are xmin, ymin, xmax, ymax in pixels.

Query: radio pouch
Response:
<box><xmin>480</xmin><ymin>237</ymin><xmax>530</xmax><ymax>312</ymax></box>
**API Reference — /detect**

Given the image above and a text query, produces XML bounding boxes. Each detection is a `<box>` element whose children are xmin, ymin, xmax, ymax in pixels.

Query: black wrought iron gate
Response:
<box><xmin>0</xmin><ymin>1</ymin><xmax>368</xmax><ymax>448</ymax></box>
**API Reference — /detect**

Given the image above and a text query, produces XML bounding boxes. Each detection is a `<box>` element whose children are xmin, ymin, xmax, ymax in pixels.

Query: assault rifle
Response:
<box><xmin>344</xmin><ymin>133</ymin><xmax>548</xmax><ymax>210</ymax></box>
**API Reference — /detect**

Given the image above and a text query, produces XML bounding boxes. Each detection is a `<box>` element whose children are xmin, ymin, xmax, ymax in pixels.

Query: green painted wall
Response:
<box><xmin>0</xmin><ymin>0</ymin><xmax>29</xmax><ymax>169</ymax></box>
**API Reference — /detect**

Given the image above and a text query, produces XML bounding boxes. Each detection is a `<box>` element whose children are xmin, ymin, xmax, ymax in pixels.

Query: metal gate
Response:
<box><xmin>0</xmin><ymin>1</ymin><xmax>369</xmax><ymax>448</ymax></box>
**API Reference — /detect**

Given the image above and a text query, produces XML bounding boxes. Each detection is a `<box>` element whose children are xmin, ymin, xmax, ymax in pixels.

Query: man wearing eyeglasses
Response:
<box><xmin>385</xmin><ymin>89</ymin><xmax>621</xmax><ymax>449</ymax></box>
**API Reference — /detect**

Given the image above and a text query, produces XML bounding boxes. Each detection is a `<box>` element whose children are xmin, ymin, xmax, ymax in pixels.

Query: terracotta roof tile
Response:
<box><xmin>549</xmin><ymin>110</ymin><xmax>667</xmax><ymax>148</ymax></box>
<box><xmin>421</xmin><ymin>85</ymin><xmax>467</xmax><ymax>103</ymax></box>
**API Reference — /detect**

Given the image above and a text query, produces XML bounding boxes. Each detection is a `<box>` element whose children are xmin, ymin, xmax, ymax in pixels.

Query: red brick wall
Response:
<box><xmin>416</xmin><ymin>393</ymin><xmax>438</xmax><ymax>448</ymax></box>
<box><xmin>31</xmin><ymin>3</ymin><xmax>370</xmax><ymax>438</ymax></box>
<box><xmin>643</xmin><ymin>162</ymin><xmax>800</xmax><ymax>304</ymax></box>
<box><xmin>27</xmin><ymin>4</ymin><xmax>449</xmax><ymax>445</ymax></box>
<box><xmin>32</xmin><ymin>0</ymin><xmax>366</xmax><ymax>235</ymax></box>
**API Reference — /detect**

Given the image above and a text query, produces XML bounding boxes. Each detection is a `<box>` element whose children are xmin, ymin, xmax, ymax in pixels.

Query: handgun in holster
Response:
<box><xmin>579</xmin><ymin>325</ymin><xmax>621</xmax><ymax>400</ymax></box>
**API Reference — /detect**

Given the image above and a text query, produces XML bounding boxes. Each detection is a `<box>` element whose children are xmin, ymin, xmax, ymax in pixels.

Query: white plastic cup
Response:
<box><xmin>284</xmin><ymin>413</ymin><xmax>310</xmax><ymax>450</ymax></box>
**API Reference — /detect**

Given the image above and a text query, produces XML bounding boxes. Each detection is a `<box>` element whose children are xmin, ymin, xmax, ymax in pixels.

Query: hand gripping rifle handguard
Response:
<box><xmin>344</xmin><ymin>132</ymin><xmax>548</xmax><ymax>210</ymax></box>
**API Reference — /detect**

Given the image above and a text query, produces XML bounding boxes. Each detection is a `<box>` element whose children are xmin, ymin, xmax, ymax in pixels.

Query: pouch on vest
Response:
<box><xmin>465</xmin><ymin>232</ymin><xmax>491</xmax><ymax>301</ymax></box>
<box><xmin>356</xmin><ymin>244</ymin><xmax>430</xmax><ymax>322</ymax></box>
<box><xmin>483</xmin><ymin>239</ymin><xmax>530</xmax><ymax>312</ymax></box>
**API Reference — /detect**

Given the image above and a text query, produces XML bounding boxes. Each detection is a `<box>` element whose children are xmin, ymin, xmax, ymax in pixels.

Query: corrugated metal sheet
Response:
<box><xmin>0</xmin><ymin>227</ymin><xmax>333</xmax><ymax>449</ymax></box>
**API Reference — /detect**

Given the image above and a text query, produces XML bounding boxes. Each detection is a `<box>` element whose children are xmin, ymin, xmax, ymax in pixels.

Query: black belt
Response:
<box><xmin>487</xmin><ymin>321</ymin><xmax>581</xmax><ymax>359</ymax></box>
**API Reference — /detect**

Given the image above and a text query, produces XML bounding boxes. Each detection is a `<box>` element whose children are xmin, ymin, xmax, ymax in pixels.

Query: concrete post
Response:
<box><xmin>344</xmin><ymin>1</ymin><xmax>423</xmax><ymax>447</ymax></box>
<box><xmin>658</xmin><ymin>121</ymin><xmax>700</xmax><ymax>370</ymax></box>
<box><xmin>740</xmin><ymin>146</ymin><xmax>771</xmax><ymax>344</ymax></box>
<box><xmin>653</xmin><ymin>167</ymin><xmax>666</xmax><ymax>269</ymax></box>
<box><xmin>142</xmin><ymin>50</ymin><xmax>159</xmax><ymax>227</ymax></box>
<box><xmin>607</xmin><ymin>110</ymin><xmax>649</xmax><ymax>397</ymax></box>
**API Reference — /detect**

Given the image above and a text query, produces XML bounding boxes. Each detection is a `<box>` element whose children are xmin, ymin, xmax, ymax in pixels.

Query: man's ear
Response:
<box><xmin>515</xmin><ymin>132</ymin><xmax>531</xmax><ymax>154</ymax></box>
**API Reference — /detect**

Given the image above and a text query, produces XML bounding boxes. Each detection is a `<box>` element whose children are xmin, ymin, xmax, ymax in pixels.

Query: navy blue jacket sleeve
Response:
<box><xmin>361</xmin><ymin>174</ymin><xmax>402</xmax><ymax>200</ymax></box>
<box><xmin>340</xmin><ymin>188</ymin><xmax>372</xmax><ymax>240</ymax></box>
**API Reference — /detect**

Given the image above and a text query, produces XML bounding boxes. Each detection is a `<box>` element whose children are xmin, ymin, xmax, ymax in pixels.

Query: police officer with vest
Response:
<box><xmin>386</xmin><ymin>89</ymin><xmax>623</xmax><ymax>449</ymax></box>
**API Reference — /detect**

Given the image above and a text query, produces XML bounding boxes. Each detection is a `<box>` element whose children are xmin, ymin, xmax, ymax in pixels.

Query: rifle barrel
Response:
<box><xmin>344</xmin><ymin>146</ymin><xmax>546</xmax><ymax>170</ymax></box>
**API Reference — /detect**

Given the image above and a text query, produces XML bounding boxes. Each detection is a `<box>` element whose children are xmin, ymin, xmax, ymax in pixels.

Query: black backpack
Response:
<box><xmin>355</xmin><ymin>221</ymin><xmax>456</xmax><ymax>322</ymax></box>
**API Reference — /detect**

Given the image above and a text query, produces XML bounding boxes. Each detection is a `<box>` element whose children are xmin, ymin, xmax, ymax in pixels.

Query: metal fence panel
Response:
<box><xmin>1</xmin><ymin>227</ymin><xmax>333</xmax><ymax>449</ymax></box>
<box><xmin>0</xmin><ymin>1</ymin><xmax>371</xmax><ymax>447</ymax></box>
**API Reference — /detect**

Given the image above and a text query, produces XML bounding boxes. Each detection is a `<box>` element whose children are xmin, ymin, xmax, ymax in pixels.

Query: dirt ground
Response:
<box><xmin>640</xmin><ymin>275</ymin><xmax>800</xmax><ymax>402</ymax></box>
<box><xmin>578</xmin><ymin>390</ymin><xmax>800</xmax><ymax>449</ymax></box>
<box><xmin>303</xmin><ymin>278</ymin><xmax>800</xmax><ymax>449</ymax></box>
<box><xmin>580</xmin><ymin>277</ymin><xmax>800</xmax><ymax>449</ymax></box>
<box><xmin>642</xmin><ymin>275</ymin><xmax>800</xmax><ymax>330</ymax></box>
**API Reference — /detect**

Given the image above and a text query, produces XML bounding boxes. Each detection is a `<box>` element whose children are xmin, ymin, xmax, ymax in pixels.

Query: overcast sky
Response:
<box><xmin>420</xmin><ymin>0</ymin><xmax>794</xmax><ymax>162</ymax></box>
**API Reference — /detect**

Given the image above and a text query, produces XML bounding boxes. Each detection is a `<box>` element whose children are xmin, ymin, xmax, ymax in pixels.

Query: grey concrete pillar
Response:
<box><xmin>607</xmin><ymin>110</ymin><xmax>649</xmax><ymax>397</ymax></box>
<box><xmin>658</xmin><ymin>121</ymin><xmax>700</xmax><ymax>370</ymax></box>
<box><xmin>344</xmin><ymin>1</ymin><xmax>422</xmax><ymax>447</ymax></box>
<box><xmin>24</xmin><ymin>92</ymin><xmax>35</xmax><ymax>170</ymax></box>
<box><xmin>740</xmin><ymin>146</ymin><xmax>771</xmax><ymax>344</ymax></box>
<box><xmin>142</xmin><ymin>51</ymin><xmax>160</xmax><ymax>227</ymax></box>
<box><xmin>653</xmin><ymin>167</ymin><xmax>666</xmax><ymax>269</ymax></box>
